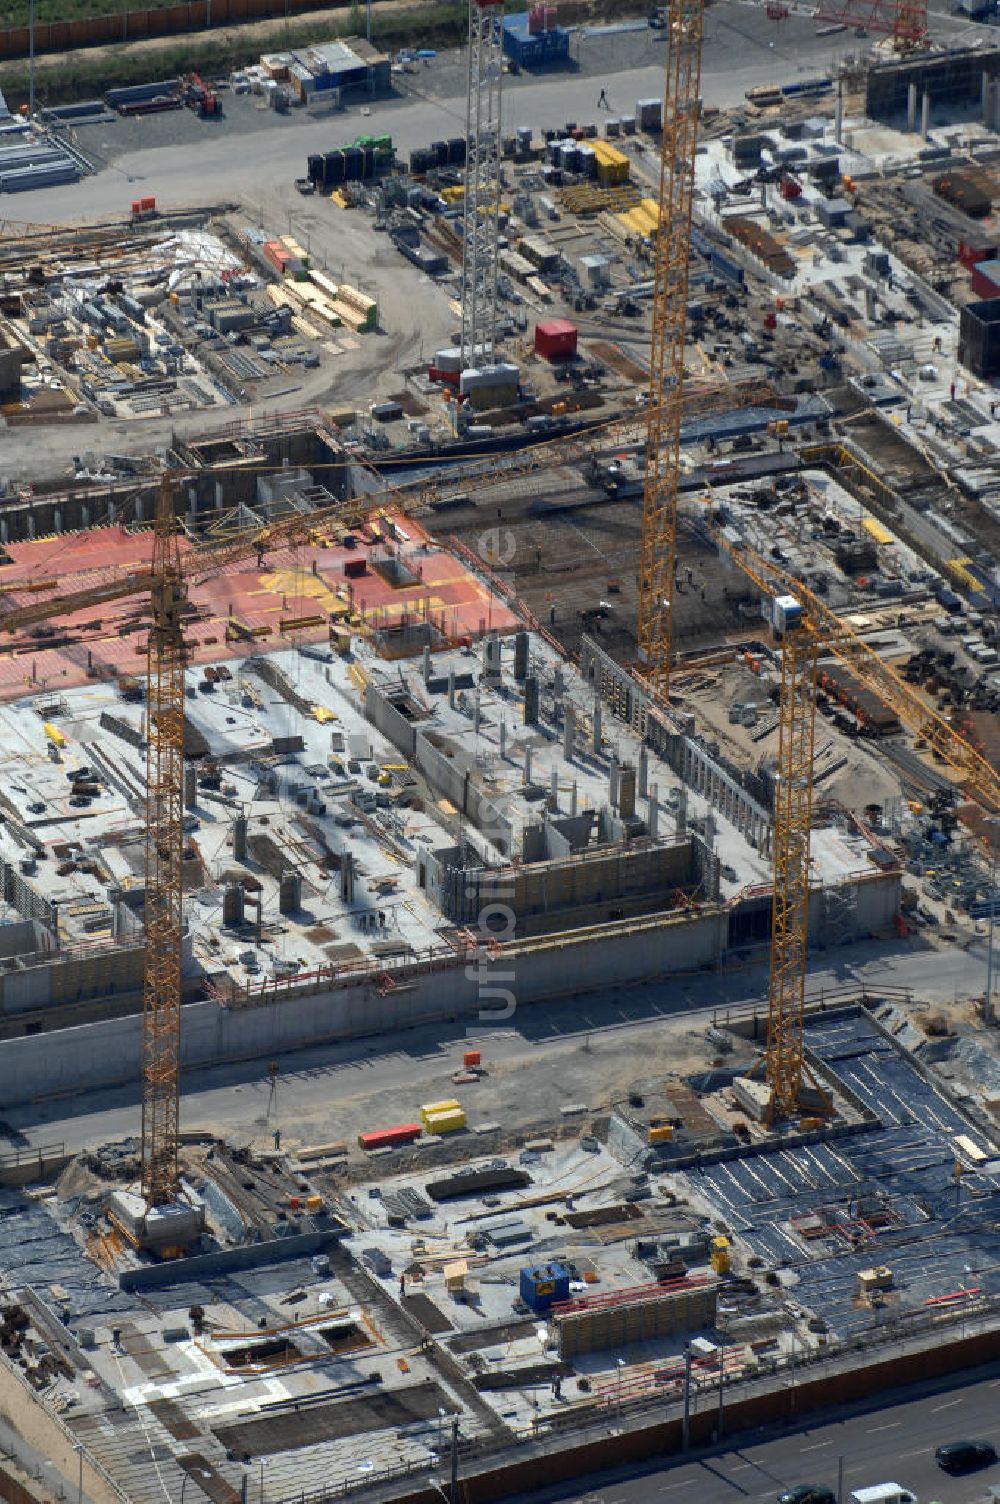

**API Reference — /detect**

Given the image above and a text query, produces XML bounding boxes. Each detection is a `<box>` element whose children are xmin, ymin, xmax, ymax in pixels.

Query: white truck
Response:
<box><xmin>850</xmin><ymin>1486</ymin><xmax>917</xmax><ymax>1504</ymax></box>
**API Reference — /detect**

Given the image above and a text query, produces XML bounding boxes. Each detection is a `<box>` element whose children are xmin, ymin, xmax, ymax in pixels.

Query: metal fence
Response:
<box><xmin>271</xmin><ymin>1296</ymin><xmax>1000</xmax><ymax>1504</ymax></box>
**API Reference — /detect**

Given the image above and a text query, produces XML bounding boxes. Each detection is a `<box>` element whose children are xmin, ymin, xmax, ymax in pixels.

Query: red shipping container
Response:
<box><xmin>971</xmin><ymin>258</ymin><xmax>1000</xmax><ymax>300</ymax></box>
<box><xmin>959</xmin><ymin>236</ymin><xmax>996</xmax><ymax>270</ymax></box>
<box><xmin>140</xmin><ymin>196</ymin><xmax>156</xmax><ymax>211</ymax></box>
<box><xmin>534</xmin><ymin>318</ymin><xmax>578</xmax><ymax>360</ymax></box>
<box><xmin>463</xmin><ymin>1049</ymin><xmax>481</xmax><ymax>1068</ymax></box>
<box><xmin>358</xmin><ymin>1122</ymin><xmax>422</xmax><ymax>1151</ymax></box>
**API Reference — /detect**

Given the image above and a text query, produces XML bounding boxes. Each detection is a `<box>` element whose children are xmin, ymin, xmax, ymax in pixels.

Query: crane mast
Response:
<box><xmin>141</xmin><ymin>475</ymin><xmax>187</xmax><ymax>1208</ymax></box>
<box><xmin>636</xmin><ymin>0</ymin><xmax>704</xmax><ymax>696</ymax></box>
<box><xmin>766</xmin><ymin>620</ymin><xmax>818</xmax><ymax>1120</ymax></box>
<box><xmin>460</xmin><ymin>0</ymin><xmax>504</xmax><ymax>367</ymax></box>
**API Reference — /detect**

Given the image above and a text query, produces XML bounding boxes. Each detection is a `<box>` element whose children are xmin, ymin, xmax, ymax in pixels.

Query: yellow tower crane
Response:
<box><xmin>636</xmin><ymin>0</ymin><xmax>705</xmax><ymax>697</ymax></box>
<box><xmin>765</xmin><ymin>599</ymin><xmax>817</xmax><ymax>1121</ymax></box>
<box><xmin>141</xmin><ymin>476</ymin><xmax>188</xmax><ymax>1208</ymax></box>
<box><xmin>710</xmin><ymin>521</ymin><xmax>1000</xmax><ymax>1119</ymax></box>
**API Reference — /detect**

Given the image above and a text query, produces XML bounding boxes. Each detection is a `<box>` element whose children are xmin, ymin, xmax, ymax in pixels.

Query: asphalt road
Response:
<box><xmin>12</xmin><ymin>2</ymin><xmax>982</xmax><ymax>226</ymax></box>
<box><xmin>3</xmin><ymin>936</ymin><xmax>990</xmax><ymax>1156</ymax></box>
<box><xmin>515</xmin><ymin>1364</ymin><xmax>1000</xmax><ymax>1504</ymax></box>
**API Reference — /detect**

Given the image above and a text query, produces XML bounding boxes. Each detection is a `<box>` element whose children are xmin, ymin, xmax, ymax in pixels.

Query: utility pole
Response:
<box><xmin>985</xmin><ymin>817</ymin><xmax>998</xmax><ymax>1024</ymax></box>
<box><xmin>28</xmin><ymin>0</ymin><xmax>35</xmax><ymax>121</ymax></box>
<box><xmin>681</xmin><ymin>1345</ymin><xmax>692</xmax><ymax>1450</ymax></box>
<box><xmin>449</xmin><ymin>1416</ymin><xmax>459</xmax><ymax>1503</ymax></box>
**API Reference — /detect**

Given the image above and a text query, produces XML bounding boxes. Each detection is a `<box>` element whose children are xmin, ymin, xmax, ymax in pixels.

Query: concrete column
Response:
<box><xmin>649</xmin><ymin>783</ymin><xmax>659</xmax><ymax>839</ymax></box>
<box><xmin>563</xmin><ymin>705</ymin><xmax>575</xmax><ymax>762</ymax></box>
<box><xmin>834</xmin><ymin>85</ymin><xmax>843</xmax><ymax>145</ymax></box>
<box><xmin>513</xmin><ymin>631</ymin><xmax>529</xmax><ymax>681</ymax></box>
<box><xmin>907</xmin><ymin>80</ymin><xmax>917</xmax><ymax>132</ymax></box>
<box><xmin>422</xmin><ymin>645</ymin><xmax>431</xmax><ymax>683</ymax></box>
<box><xmin>921</xmin><ymin>90</ymin><xmax>930</xmax><ymax>139</ymax></box>
<box><xmin>549</xmin><ymin>766</ymin><xmax>558</xmax><ymax>812</ymax></box>
<box><xmin>554</xmin><ymin>666</ymin><xmax>564</xmax><ymax>697</ymax></box>
<box><xmin>619</xmin><ymin>765</ymin><xmax>636</xmax><ymax>820</ymax></box>
<box><xmin>473</xmin><ymin>691</ymin><xmax>481</xmax><ymax>734</ymax></box>
<box><xmin>341</xmin><ymin>850</ymin><xmax>354</xmax><ymax>903</ymax></box>
<box><xmin>592</xmin><ymin>699</ymin><xmax>602</xmax><ymax>754</ymax></box>
<box><xmin>523</xmin><ymin>676</ymin><xmax>539</xmax><ymax>725</ymax></box>
<box><xmin>676</xmin><ymin>788</ymin><xmax>687</xmax><ymax>838</ymax></box>
<box><xmin>638</xmin><ymin>744</ymin><xmax>648</xmax><ymax>799</ymax></box>
<box><xmin>500</xmin><ymin>721</ymin><xmax>506</xmax><ymax>759</ymax></box>
<box><xmin>184</xmin><ymin>764</ymin><xmax>197</xmax><ymax>810</ymax></box>
<box><xmin>233</xmin><ymin>814</ymin><xmax>248</xmax><ymax>862</ymax></box>
<box><xmin>524</xmin><ymin>745</ymin><xmax>533</xmax><ymax>784</ymax></box>
<box><xmin>448</xmin><ymin>669</ymin><xmax>456</xmax><ymax>709</ymax></box>
<box><xmin>571</xmin><ymin>780</ymin><xmax>578</xmax><ymax>817</ymax></box>
<box><xmin>609</xmin><ymin>754</ymin><xmax>620</xmax><ymax>809</ymax></box>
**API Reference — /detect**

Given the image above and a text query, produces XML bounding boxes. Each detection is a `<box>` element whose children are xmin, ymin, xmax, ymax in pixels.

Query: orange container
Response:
<box><xmin>463</xmin><ymin>1050</ymin><xmax>481</xmax><ymax>1068</ymax></box>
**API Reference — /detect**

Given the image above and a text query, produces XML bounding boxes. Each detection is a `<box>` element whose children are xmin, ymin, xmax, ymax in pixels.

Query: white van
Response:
<box><xmin>850</xmin><ymin>1486</ymin><xmax>917</xmax><ymax>1504</ymax></box>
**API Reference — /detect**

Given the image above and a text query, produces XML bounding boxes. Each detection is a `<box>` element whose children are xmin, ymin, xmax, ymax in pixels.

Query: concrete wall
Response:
<box><xmin>389</xmin><ymin>1326</ymin><xmax>1000</xmax><ymax>1504</ymax></box>
<box><xmin>119</xmin><ymin>1228</ymin><xmax>346</xmax><ymax>1291</ymax></box>
<box><xmin>366</xmin><ymin>683</ymin><xmax>512</xmax><ymax>853</ymax></box>
<box><xmin>0</xmin><ymin>909</ymin><xmax>727</xmax><ymax>1106</ymax></box>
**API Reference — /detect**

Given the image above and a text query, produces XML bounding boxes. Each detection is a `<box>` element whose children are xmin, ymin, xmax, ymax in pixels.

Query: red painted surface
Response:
<box><xmin>0</xmin><ymin>510</ymin><xmax>519</xmax><ymax>700</ymax></box>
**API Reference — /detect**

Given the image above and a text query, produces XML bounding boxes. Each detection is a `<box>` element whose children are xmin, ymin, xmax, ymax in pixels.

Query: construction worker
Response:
<box><xmin>598</xmin><ymin>87</ymin><xmax>609</xmax><ymax>109</ymax></box>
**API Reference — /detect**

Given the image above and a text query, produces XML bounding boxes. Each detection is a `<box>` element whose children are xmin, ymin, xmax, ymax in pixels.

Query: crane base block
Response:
<box><xmin>731</xmin><ymin>1075</ymin><xmax>772</xmax><ymax>1122</ymax></box>
<box><xmin>107</xmin><ymin>1189</ymin><xmax>205</xmax><ymax>1253</ymax></box>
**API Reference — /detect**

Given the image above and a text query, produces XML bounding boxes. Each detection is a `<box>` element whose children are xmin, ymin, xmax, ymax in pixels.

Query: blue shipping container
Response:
<box><xmin>519</xmin><ymin>1262</ymin><xmax>571</xmax><ymax>1312</ymax></box>
<box><xmin>502</xmin><ymin>13</ymin><xmax>571</xmax><ymax>67</ymax></box>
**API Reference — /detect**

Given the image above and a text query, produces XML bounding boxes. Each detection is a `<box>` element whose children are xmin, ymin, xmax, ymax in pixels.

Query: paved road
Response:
<box><xmin>4</xmin><ymin>936</ymin><xmax>988</xmax><ymax>1154</ymax></box>
<box><xmin>515</xmin><ymin>1364</ymin><xmax>1000</xmax><ymax>1504</ymax></box>
<box><xmin>10</xmin><ymin>2</ymin><xmax>981</xmax><ymax>227</ymax></box>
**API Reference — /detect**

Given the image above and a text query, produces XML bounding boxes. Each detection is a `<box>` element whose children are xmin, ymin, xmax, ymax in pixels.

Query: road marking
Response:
<box><xmin>800</xmin><ymin>1440</ymin><xmax>834</xmax><ymax>1451</ymax></box>
<box><xmin>657</xmin><ymin>1482</ymin><xmax>695</xmax><ymax>1492</ymax></box>
<box><xmin>867</xmin><ymin>1422</ymin><xmax>901</xmax><ymax>1433</ymax></box>
<box><xmin>931</xmin><ymin>1397</ymin><xmax>963</xmax><ymax>1411</ymax></box>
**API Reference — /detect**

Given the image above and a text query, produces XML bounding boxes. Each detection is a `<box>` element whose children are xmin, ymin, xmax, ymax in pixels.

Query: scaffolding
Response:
<box><xmin>460</xmin><ymin>0</ymin><xmax>504</xmax><ymax>367</ymax></box>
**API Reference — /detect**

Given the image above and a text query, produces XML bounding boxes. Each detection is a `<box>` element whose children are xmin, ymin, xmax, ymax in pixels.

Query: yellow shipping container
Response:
<box><xmin>421</xmin><ymin>1098</ymin><xmax>461</xmax><ymax>1124</ymax></box>
<box><xmin>43</xmin><ymin>723</ymin><xmax>66</xmax><ymax>747</ymax></box>
<box><xmin>592</xmin><ymin>140</ymin><xmax>630</xmax><ymax>185</ymax></box>
<box><xmin>861</xmin><ymin>517</ymin><xmax>893</xmax><ymax>545</ymax></box>
<box><xmin>424</xmin><ymin>1109</ymin><xmax>466</xmax><ymax>1135</ymax></box>
<box><xmin>648</xmin><ymin>1123</ymin><xmax>673</xmax><ymax>1144</ymax></box>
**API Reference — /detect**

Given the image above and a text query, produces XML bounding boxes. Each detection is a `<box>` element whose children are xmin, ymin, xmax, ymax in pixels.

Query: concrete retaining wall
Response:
<box><xmin>0</xmin><ymin>909</ymin><xmax>727</xmax><ymax>1106</ymax></box>
<box><xmin>391</xmin><ymin>1327</ymin><xmax>1000</xmax><ymax>1504</ymax></box>
<box><xmin>119</xmin><ymin>1227</ymin><xmax>346</xmax><ymax>1290</ymax></box>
